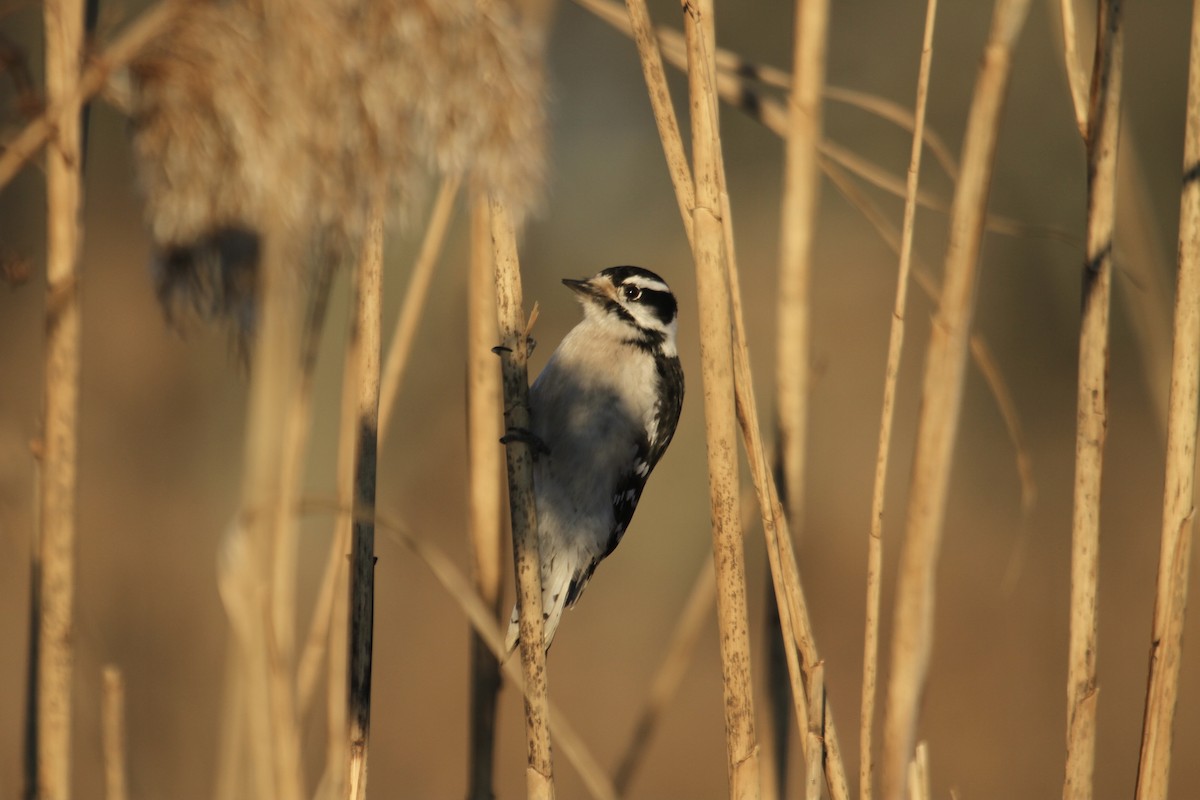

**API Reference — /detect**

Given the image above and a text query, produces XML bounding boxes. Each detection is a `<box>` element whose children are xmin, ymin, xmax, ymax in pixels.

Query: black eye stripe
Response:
<box><xmin>629</xmin><ymin>287</ymin><xmax>677</xmax><ymax>325</ymax></box>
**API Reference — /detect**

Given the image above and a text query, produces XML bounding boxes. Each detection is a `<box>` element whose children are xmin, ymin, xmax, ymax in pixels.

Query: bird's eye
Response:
<box><xmin>623</xmin><ymin>285</ymin><xmax>642</xmax><ymax>302</ymax></box>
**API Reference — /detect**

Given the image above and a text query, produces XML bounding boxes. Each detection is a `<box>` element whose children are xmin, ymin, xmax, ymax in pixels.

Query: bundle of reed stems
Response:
<box><xmin>4</xmin><ymin>0</ymin><xmax>1200</xmax><ymax>798</ymax></box>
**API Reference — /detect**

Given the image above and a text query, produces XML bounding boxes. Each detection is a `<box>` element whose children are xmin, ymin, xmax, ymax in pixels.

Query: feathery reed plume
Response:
<box><xmin>1136</xmin><ymin>1</ymin><xmax>1200</xmax><ymax>795</ymax></box>
<box><xmin>683</xmin><ymin>1</ymin><xmax>761</xmax><ymax>796</ymax></box>
<box><xmin>490</xmin><ymin>195</ymin><xmax>554</xmax><ymax>798</ymax></box>
<box><xmin>465</xmin><ymin>188</ymin><xmax>505</xmax><ymax>800</ymax></box>
<box><xmin>1064</xmin><ymin>2</ymin><xmax>1124</xmax><ymax>798</ymax></box>
<box><xmin>33</xmin><ymin>1</ymin><xmax>85</xmax><ymax>798</ymax></box>
<box><xmin>128</xmin><ymin>0</ymin><xmax>546</xmax><ymax>336</ymax></box>
<box><xmin>862</xmin><ymin>4</ymin><xmax>938</xmax><ymax>800</ymax></box>
<box><xmin>880</xmin><ymin>1</ymin><xmax>1031</xmax><ymax>797</ymax></box>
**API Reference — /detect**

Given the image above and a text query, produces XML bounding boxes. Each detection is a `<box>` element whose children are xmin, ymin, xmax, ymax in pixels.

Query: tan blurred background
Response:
<box><xmin>3</xmin><ymin>0</ymin><xmax>1200</xmax><ymax>797</ymax></box>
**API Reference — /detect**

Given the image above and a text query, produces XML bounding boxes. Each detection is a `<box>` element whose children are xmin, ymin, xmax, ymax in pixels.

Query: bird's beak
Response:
<box><xmin>562</xmin><ymin>277</ymin><xmax>608</xmax><ymax>301</ymax></box>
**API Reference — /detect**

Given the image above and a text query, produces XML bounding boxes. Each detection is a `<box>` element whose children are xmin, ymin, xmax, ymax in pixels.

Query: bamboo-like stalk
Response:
<box><xmin>818</xmin><ymin>157</ymin><xmax>1037</xmax><ymax>515</ymax></box>
<box><xmin>489</xmin><ymin>195</ymin><xmax>554</xmax><ymax>799</ymax></box>
<box><xmin>1059</xmin><ymin>0</ymin><xmax>1090</xmax><ymax>139</ymax></box>
<box><xmin>101</xmin><ymin>667</ymin><xmax>129</xmax><ymax>800</ymax></box>
<box><xmin>621</xmin><ymin>0</ymin><xmax>694</xmax><ymax>248</ymax></box>
<box><xmin>465</xmin><ymin>188</ymin><xmax>505</xmax><ymax>800</ymax></box>
<box><xmin>861</xmin><ymin>4</ymin><xmax>938</xmax><ymax>800</ymax></box>
<box><xmin>1065</xmin><ymin>3</ymin><xmax>1124</xmax><ymax>798</ymax></box>
<box><xmin>35</xmin><ymin>1</ymin><xmax>85</xmax><ymax>797</ymax></box>
<box><xmin>683</xmin><ymin>2</ymin><xmax>760</xmax><ymax>797</ymax></box>
<box><xmin>803</xmin><ymin>662</ymin><xmax>825</xmax><ymax>800</ymax></box>
<box><xmin>378</xmin><ymin>175</ymin><xmax>462</xmax><ymax>440</ymax></box>
<box><xmin>614</xmin><ymin>556</ymin><xmax>716</xmax><ymax>795</ymax></box>
<box><xmin>775</xmin><ymin>0</ymin><xmax>827</xmax><ymax>539</ymax></box>
<box><xmin>236</xmin><ymin>225</ymin><xmax>307</xmax><ymax>800</ymax></box>
<box><xmin>772</xmin><ymin>3</ymin><xmax>827</xmax><ymax>792</ymax></box>
<box><xmin>906</xmin><ymin>743</ymin><xmax>930</xmax><ymax>800</ymax></box>
<box><xmin>880</xmin><ymin>2</ymin><xmax>1030</xmax><ymax>798</ymax></box>
<box><xmin>1135</xmin><ymin>1</ymin><xmax>1200</xmax><ymax>795</ymax></box>
<box><xmin>0</xmin><ymin>0</ymin><xmax>183</xmax><ymax>190</ymax></box>
<box><xmin>608</xmin><ymin>0</ymin><xmax>846</xmax><ymax>794</ymax></box>
<box><xmin>346</xmin><ymin>195</ymin><xmax>385</xmax><ymax>800</ymax></box>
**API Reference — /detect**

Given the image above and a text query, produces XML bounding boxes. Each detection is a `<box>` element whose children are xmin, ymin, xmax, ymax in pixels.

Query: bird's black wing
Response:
<box><xmin>565</xmin><ymin>354</ymin><xmax>684</xmax><ymax>608</ymax></box>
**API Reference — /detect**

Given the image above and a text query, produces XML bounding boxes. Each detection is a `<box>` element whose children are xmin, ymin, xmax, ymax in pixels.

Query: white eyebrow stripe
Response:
<box><xmin>624</xmin><ymin>277</ymin><xmax>670</xmax><ymax>293</ymax></box>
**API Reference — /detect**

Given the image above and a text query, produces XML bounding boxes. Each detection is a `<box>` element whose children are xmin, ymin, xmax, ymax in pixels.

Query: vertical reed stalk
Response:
<box><xmin>622</xmin><ymin>0</ymin><xmax>694</xmax><ymax>247</ymax></box>
<box><xmin>614</xmin><ymin>556</ymin><xmax>717</xmax><ymax>795</ymax></box>
<box><xmin>775</xmin><ymin>0</ymin><xmax>827</xmax><ymax>531</ymax></box>
<box><xmin>880</xmin><ymin>2</ymin><xmax>1030</xmax><ymax>797</ymax></box>
<box><xmin>378</xmin><ymin>176</ymin><xmax>461</xmax><ymax>439</ymax></box>
<box><xmin>772</xmin><ymin>3</ymin><xmax>828</xmax><ymax>792</ymax></box>
<box><xmin>1135</xmin><ymin>1</ymin><xmax>1200</xmax><ymax>796</ymax></box>
<box><xmin>683</xmin><ymin>2</ymin><xmax>760</xmax><ymax>796</ymax></box>
<box><xmin>861</xmin><ymin>3</ymin><xmax>938</xmax><ymax>799</ymax></box>
<box><xmin>100</xmin><ymin>667</ymin><xmax>129</xmax><ymax>800</ymax></box>
<box><xmin>1065</xmin><ymin>3</ymin><xmax>1123</xmax><ymax>798</ymax></box>
<box><xmin>346</xmin><ymin>195</ymin><xmax>385</xmax><ymax>800</ymax></box>
<box><xmin>466</xmin><ymin>189</ymin><xmax>505</xmax><ymax>800</ymax></box>
<box><xmin>490</xmin><ymin>195</ymin><xmax>554</xmax><ymax>799</ymax></box>
<box><xmin>36</xmin><ymin>1</ymin><xmax>85</xmax><ymax>797</ymax></box>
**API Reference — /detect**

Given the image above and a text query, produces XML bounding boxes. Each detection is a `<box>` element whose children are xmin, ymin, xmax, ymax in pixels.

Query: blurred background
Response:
<box><xmin>3</xmin><ymin>0</ymin><xmax>1199</xmax><ymax>797</ymax></box>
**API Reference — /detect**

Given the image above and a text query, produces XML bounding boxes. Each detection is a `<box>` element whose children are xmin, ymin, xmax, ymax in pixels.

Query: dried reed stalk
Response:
<box><xmin>0</xmin><ymin>0</ymin><xmax>183</xmax><ymax>190</ymax></box>
<box><xmin>862</xmin><ymin>4</ymin><xmax>938</xmax><ymax>800</ymax></box>
<box><xmin>726</xmin><ymin>223</ymin><xmax>851</xmax><ymax>800</ymax></box>
<box><xmin>1059</xmin><ymin>0</ymin><xmax>1090</xmax><ymax>139</ymax></box>
<box><xmin>880</xmin><ymin>2</ymin><xmax>1030</xmax><ymax>797</ymax></box>
<box><xmin>101</xmin><ymin>667</ymin><xmax>129</xmax><ymax>800</ymax></box>
<box><xmin>1065</xmin><ymin>2</ymin><xmax>1123</xmax><ymax>798</ymax></box>
<box><xmin>803</xmin><ymin>662</ymin><xmax>825</xmax><ymax>800</ymax></box>
<box><xmin>378</xmin><ymin>176</ymin><xmax>462</xmax><ymax>439</ymax></box>
<box><xmin>683</xmin><ymin>2</ymin><xmax>761</xmax><ymax>796</ymax></box>
<box><xmin>465</xmin><ymin>188</ymin><xmax>505</xmax><ymax>800</ymax></box>
<box><xmin>490</xmin><ymin>195</ymin><xmax>554</xmax><ymax>799</ymax></box>
<box><xmin>775</xmin><ymin>0</ymin><xmax>826</xmax><ymax>541</ymax></box>
<box><xmin>346</xmin><ymin>195</ymin><xmax>385</xmax><ymax>800</ymax></box>
<box><xmin>610</xmin><ymin>0</ymin><xmax>844</xmax><ymax>793</ymax></box>
<box><xmin>236</xmin><ymin>223</ymin><xmax>307</xmax><ymax>800</ymax></box>
<box><xmin>621</xmin><ymin>0</ymin><xmax>694</xmax><ymax>247</ymax></box>
<box><xmin>614</xmin><ymin>556</ymin><xmax>716</xmax><ymax>795</ymax></box>
<box><xmin>35</xmin><ymin>1</ymin><xmax>85</xmax><ymax>797</ymax></box>
<box><xmin>906</xmin><ymin>743</ymin><xmax>929</xmax><ymax>800</ymax></box>
<box><xmin>818</xmin><ymin>157</ymin><xmax>1037</xmax><ymax>515</ymax></box>
<box><xmin>772</xmin><ymin>2</ymin><xmax>827</xmax><ymax>791</ymax></box>
<box><xmin>1135</xmin><ymin>1</ymin><xmax>1200</xmax><ymax>795</ymax></box>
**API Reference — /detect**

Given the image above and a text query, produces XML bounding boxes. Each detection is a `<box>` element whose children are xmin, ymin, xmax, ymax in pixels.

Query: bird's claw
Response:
<box><xmin>501</xmin><ymin>427</ymin><xmax>550</xmax><ymax>458</ymax></box>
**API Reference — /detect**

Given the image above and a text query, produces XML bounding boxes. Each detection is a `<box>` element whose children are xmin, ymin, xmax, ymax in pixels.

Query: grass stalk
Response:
<box><xmin>1064</xmin><ymin>2</ymin><xmax>1124</xmax><ymax>798</ymax></box>
<box><xmin>879</xmin><ymin>2</ymin><xmax>1030</xmax><ymax>797</ymax></box>
<box><xmin>860</xmin><ymin>3</ymin><xmax>938</xmax><ymax>800</ymax></box>
<box><xmin>906</xmin><ymin>743</ymin><xmax>930</xmax><ymax>800</ymax></box>
<box><xmin>378</xmin><ymin>175</ymin><xmax>461</xmax><ymax>440</ymax></box>
<box><xmin>465</xmin><ymin>188</ymin><xmax>505</xmax><ymax>800</ymax></box>
<box><xmin>346</xmin><ymin>194</ymin><xmax>385</xmax><ymax>800</ymax></box>
<box><xmin>613</xmin><ymin>555</ymin><xmax>716</xmax><ymax>796</ymax></box>
<box><xmin>35</xmin><ymin>0</ymin><xmax>85</xmax><ymax>797</ymax></box>
<box><xmin>489</xmin><ymin>195</ymin><xmax>554</xmax><ymax>799</ymax></box>
<box><xmin>683</xmin><ymin>2</ymin><xmax>761</xmax><ymax>796</ymax></box>
<box><xmin>1059</xmin><ymin>0</ymin><xmax>1090</xmax><ymax>139</ymax></box>
<box><xmin>0</xmin><ymin>0</ymin><xmax>183</xmax><ymax>190</ymax></box>
<box><xmin>101</xmin><ymin>667</ymin><xmax>129</xmax><ymax>800</ymax></box>
<box><xmin>621</xmin><ymin>0</ymin><xmax>695</xmax><ymax>248</ymax></box>
<box><xmin>1135</xmin><ymin>1</ymin><xmax>1200</xmax><ymax>795</ymax></box>
<box><xmin>775</xmin><ymin>0</ymin><xmax>827</xmax><ymax>537</ymax></box>
<box><xmin>772</xmin><ymin>2</ymin><xmax>828</xmax><ymax>791</ymax></box>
